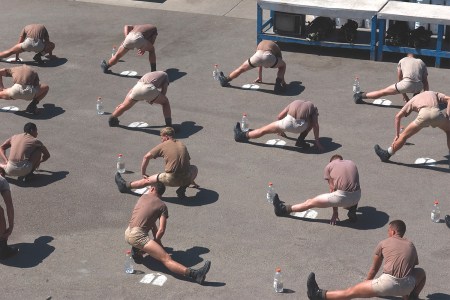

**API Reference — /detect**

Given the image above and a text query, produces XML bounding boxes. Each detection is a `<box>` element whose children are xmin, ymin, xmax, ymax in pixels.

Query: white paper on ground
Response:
<box><xmin>0</xmin><ymin>106</ymin><xmax>19</xmax><ymax>112</ymax></box>
<box><xmin>128</xmin><ymin>121</ymin><xmax>149</xmax><ymax>128</ymax></box>
<box><xmin>241</xmin><ymin>83</ymin><xmax>260</xmax><ymax>90</ymax></box>
<box><xmin>291</xmin><ymin>209</ymin><xmax>318</xmax><ymax>219</ymax></box>
<box><xmin>133</xmin><ymin>187</ymin><xmax>149</xmax><ymax>195</ymax></box>
<box><xmin>6</xmin><ymin>58</ymin><xmax>23</xmax><ymax>62</ymax></box>
<box><xmin>414</xmin><ymin>157</ymin><xmax>436</xmax><ymax>166</ymax></box>
<box><xmin>139</xmin><ymin>273</ymin><xmax>167</xmax><ymax>286</ymax></box>
<box><xmin>120</xmin><ymin>70</ymin><xmax>138</xmax><ymax>76</ymax></box>
<box><xmin>265</xmin><ymin>139</ymin><xmax>286</xmax><ymax>146</ymax></box>
<box><xmin>140</xmin><ymin>274</ymin><xmax>155</xmax><ymax>284</ymax></box>
<box><xmin>373</xmin><ymin>99</ymin><xmax>392</xmax><ymax>106</ymax></box>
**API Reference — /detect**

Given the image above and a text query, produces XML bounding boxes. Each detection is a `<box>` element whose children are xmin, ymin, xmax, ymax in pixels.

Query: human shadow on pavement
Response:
<box><xmin>13</xmin><ymin>103</ymin><xmax>65</xmax><ymax>120</ymax></box>
<box><xmin>38</xmin><ymin>56</ymin><xmax>68</xmax><ymax>68</ymax></box>
<box><xmin>425</xmin><ymin>293</ymin><xmax>450</xmax><ymax>300</ymax></box>
<box><xmin>163</xmin><ymin>187</ymin><xmax>219</xmax><ymax>206</ymax></box>
<box><xmin>246</xmin><ymin>136</ymin><xmax>341</xmax><ymax>154</ymax></box>
<box><xmin>7</xmin><ymin>170</ymin><xmax>69</xmax><ymax>187</ymax></box>
<box><xmin>165</xmin><ymin>68</ymin><xmax>187</xmax><ymax>82</ymax></box>
<box><xmin>116</xmin><ymin>121</ymin><xmax>202</xmax><ymax>138</ymax></box>
<box><xmin>226</xmin><ymin>80</ymin><xmax>304</xmax><ymax>96</ymax></box>
<box><xmin>386</xmin><ymin>158</ymin><xmax>450</xmax><ymax>173</ymax></box>
<box><xmin>286</xmin><ymin>206</ymin><xmax>389</xmax><ymax>230</ymax></box>
<box><xmin>0</xmin><ymin>236</ymin><xmax>55</xmax><ymax>268</ymax></box>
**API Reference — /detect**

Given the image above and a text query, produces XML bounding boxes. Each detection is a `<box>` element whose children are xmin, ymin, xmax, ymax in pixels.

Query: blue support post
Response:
<box><xmin>370</xmin><ymin>15</ymin><xmax>377</xmax><ymax>60</ymax></box>
<box><xmin>435</xmin><ymin>24</ymin><xmax>444</xmax><ymax>68</ymax></box>
<box><xmin>257</xmin><ymin>3</ymin><xmax>262</xmax><ymax>45</ymax></box>
<box><xmin>377</xmin><ymin>19</ymin><xmax>386</xmax><ymax>61</ymax></box>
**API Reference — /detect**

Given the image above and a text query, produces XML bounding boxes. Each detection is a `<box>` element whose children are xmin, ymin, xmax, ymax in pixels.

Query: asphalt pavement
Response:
<box><xmin>1</xmin><ymin>0</ymin><xmax>449</xmax><ymax>299</ymax></box>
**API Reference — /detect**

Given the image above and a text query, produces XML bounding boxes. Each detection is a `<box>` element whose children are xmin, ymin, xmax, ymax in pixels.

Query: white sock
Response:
<box><xmin>387</xmin><ymin>147</ymin><xmax>394</xmax><ymax>155</ymax></box>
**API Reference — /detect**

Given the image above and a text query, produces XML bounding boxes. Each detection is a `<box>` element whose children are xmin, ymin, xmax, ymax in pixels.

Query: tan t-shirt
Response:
<box><xmin>323</xmin><ymin>159</ymin><xmax>360</xmax><ymax>192</ymax></box>
<box><xmin>400</xmin><ymin>91</ymin><xmax>446</xmax><ymax>117</ymax></box>
<box><xmin>374</xmin><ymin>236</ymin><xmax>419</xmax><ymax>278</ymax></box>
<box><xmin>286</xmin><ymin>100</ymin><xmax>318</xmax><ymax>122</ymax></box>
<box><xmin>20</xmin><ymin>24</ymin><xmax>49</xmax><ymax>40</ymax></box>
<box><xmin>139</xmin><ymin>71</ymin><xmax>169</xmax><ymax>88</ymax></box>
<box><xmin>8</xmin><ymin>133</ymin><xmax>44</xmax><ymax>162</ymax></box>
<box><xmin>129</xmin><ymin>193</ymin><xmax>168</xmax><ymax>232</ymax></box>
<box><xmin>149</xmin><ymin>139</ymin><xmax>191</xmax><ymax>174</ymax></box>
<box><xmin>6</xmin><ymin>65</ymin><xmax>40</xmax><ymax>86</ymax></box>
<box><xmin>131</xmin><ymin>24</ymin><xmax>158</xmax><ymax>42</ymax></box>
<box><xmin>257</xmin><ymin>40</ymin><xmax>282</xmax><ymax>58</ymax></box>
<box><xmin>398</xmin><ymin>56</ymin><xmax>428</xmax><ymax>82</ymax></box>
<box><xmin>0</xmin><ymin>176</ymin><xmax>10</xmax><ymax>193</ymax></box>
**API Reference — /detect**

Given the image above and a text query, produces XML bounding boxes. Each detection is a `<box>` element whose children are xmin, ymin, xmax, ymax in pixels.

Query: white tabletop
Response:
<box><xmin>378</xmin><ymin>1</ymin><xmax>450</xmax><ymax>25</ymax></box>
<box><xmin>257</xmin><ymin>0</ymin><xmax>389</xmax><ymax>19</ymax></box>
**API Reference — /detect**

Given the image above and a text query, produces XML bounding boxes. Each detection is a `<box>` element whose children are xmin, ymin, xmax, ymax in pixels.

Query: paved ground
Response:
<box><xmin>1</xmin><ymin>0</ymin><xmax>449</xmax><ymax>299</ymax></box>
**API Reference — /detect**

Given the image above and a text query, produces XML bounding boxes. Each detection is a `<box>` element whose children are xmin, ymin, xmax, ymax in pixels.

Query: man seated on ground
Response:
<box><xmin>115</xmin><ymin>127</ymin><xmax>198</xmax><ymax>198</ymax></box>
<box><xmin>0</xmin><ymin>24</ymin><xmax>55</xmax><ymax>63</ymax></box>
<box><xmin>0</xmin><ymin>122</ymin><xmax>50</xmax><ymax>181</ymax></box>
<box><xmin>374</xmin><ymin>91</ymin><xmax>450</xmax><ymax>163</ymax></box>
<box><xmin>272</xmin><ymin>154</ymin><xmax>360</xmax><ymax>225</ymax></box>
<box><xmin>0</xmin><ymin>65</ymin><xmax>49</xmax><ymax>114</ymax></box>
<box><xmin>218</xmin><ymin>40</ymin><xmax>287</xmax><ymax>94</ymax></box>
<box><xmin>108</xmin><ymin>71</ymin><xmax>172</xmax><ymax>128</ymax></box>
<box><xmin>124</xmin><ymin>181</ymin><xmax>211</xmax><ymax>284</ymax></box>
<box><xmin>307</xmin><ymin>220</ymin><xmax>426</xmax><ymax>300</ymax></box>
<box><xmin>233</xmin><ymin>99</ymin><xmax>324</xmax><ymax>151</ymax></box>
<box><xmin>101</xmin><ymin>24</ymin><xmax>157</xmax><ymax>73</ymax></box>
<box><xmin>354</xmin><ymin>53</ymin><xmax>428</xmax><ymax>104</ymax></box>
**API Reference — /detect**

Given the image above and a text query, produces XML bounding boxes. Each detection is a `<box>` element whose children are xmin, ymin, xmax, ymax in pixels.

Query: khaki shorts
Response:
<box><xmin>372</xmin><ymin>273</ymin><xmax>416</xmax><ymax>297</ymax></box>
<box><xmin>5</xmin><ymin>160</ymin><xmax>33</xmax><ymax>177</ymax></box>
<box><xmin>315</xmin><ymin>189</ymin><xmax>361</xmax><ymax>208</ymax></box>
<box><xmin>276</xmin><ymin>114</ymin><xmax>308</xmax><ymax>134</ymax></box>
<box><xmin>129</xmin><ymin>81</ymin><xmax>160</xmax><ymax>102</ymax></box>
<box><xmin>157</xmin><ymin>168</ymin><xmax>193</xmax><ymax>187</ymax></box>
<box><xmin>124</xmin><ymin>226</ymin><xmax>151</xmax><ymax>250</ymax></box>
<box><xmin>21</xmin><ymin>38</ymin><xmax>45</xmax><ymax>53</ymax></box>
<box><xmin>395</xmin><ymin>80</ymin><xmax>423</xmax><ymax>94</ymax></box>
<box><xmin>414</xmin><ymin>107</ymin><xmax>447</xmax><ymax>128</ymax></box>
<box><xmin>248</xmin><ymin>50</ymin><xmax>278</xmax><ymax>68</ymax></box>
<box><xmin>122</xmin><ymin>32</ymin><xmax>147</xmax><ymax>50</ymax></box>
<box><xmin>6</xmin><ymin>84</ymin><xmax>38</xmax><ymax>101</ymax></box>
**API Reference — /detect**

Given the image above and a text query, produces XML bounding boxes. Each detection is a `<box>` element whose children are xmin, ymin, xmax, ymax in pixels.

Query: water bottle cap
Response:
<box><xmin>276</xmin><ymin>268</ymin><xmax>281</xmax><ymax>272</ymax></box>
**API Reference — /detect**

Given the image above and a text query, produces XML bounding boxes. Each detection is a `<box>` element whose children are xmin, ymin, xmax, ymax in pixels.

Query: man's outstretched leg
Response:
<box><xmin>143</xmin><ymin>239</ymin><xmax>211</xmax><ymax>284</ymax></box>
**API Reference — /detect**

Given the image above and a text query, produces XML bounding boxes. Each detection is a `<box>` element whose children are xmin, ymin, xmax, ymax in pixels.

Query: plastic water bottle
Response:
<box><xmin>213</xmin><ymin>64</ymin><xmax>220</xmax><ymax>80</ymax></box>
<box><xmin>117</xmin><ymin>154</ymin><xmax>125</xmax><ymax>174</ymax></box>
<box><xmin>273</xmin><ymin>268</ymin><xmax>284</xmax><ymax>293</ymax></box>
<box><xmin>353</xmin><ymin>77</ymin><xmax>360</xmax><ymax>93</ymax></box>
<box><xmin>96</xmin><ymin>97</ymin><xmax>104</xmax><ymax>115</ymax></box>
<box><xmin>112</xmin><ymin>45</ymin><xmax>117</xmax><ymax>57</ymax></box>
<box><xmin>267</xmin><ymin>182</ymin><xmax>275</xmax><ymax>203</ymax></box>
<box><xmin>241</xmin><ymin>113</ymin><xmax>249</xmax><ymax>132</ymax></box>
<box><xmin>124</xmin><ymin>250</ymin><xmax>134</xmax><ymax>274</ymax></box>
<box><xmin>431</xmin><ymin>200</ymin><xmax>441</xmax><ymax>223</ymax></box>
